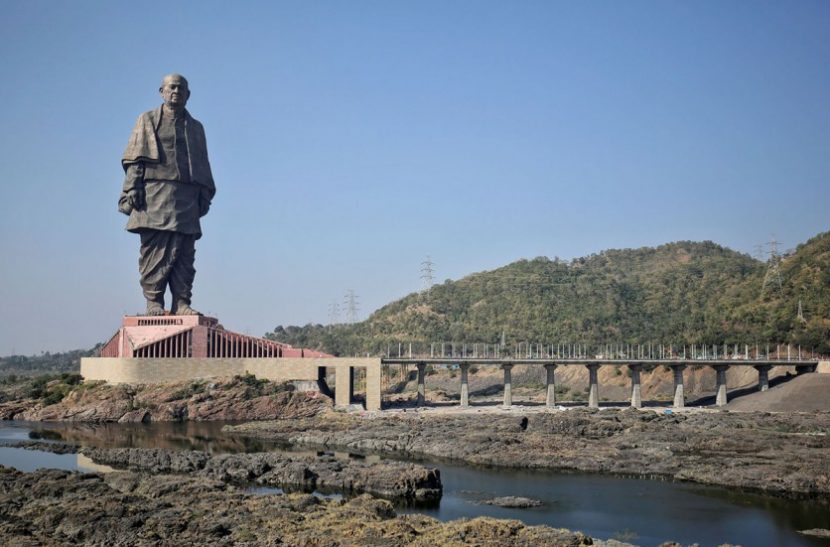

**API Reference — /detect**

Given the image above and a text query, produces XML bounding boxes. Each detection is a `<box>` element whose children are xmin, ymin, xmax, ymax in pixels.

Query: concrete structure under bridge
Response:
<box><xmin>381</xmin><ymin>357</ymin><xmax>824</xmax><ymax>409</ymax></box>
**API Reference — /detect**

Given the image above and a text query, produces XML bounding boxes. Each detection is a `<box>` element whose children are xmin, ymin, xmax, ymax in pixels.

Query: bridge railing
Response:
<box><xmin>374</xmin><ymin>341</ymin><xmax>822</xmax><ymax>362</ymax></box>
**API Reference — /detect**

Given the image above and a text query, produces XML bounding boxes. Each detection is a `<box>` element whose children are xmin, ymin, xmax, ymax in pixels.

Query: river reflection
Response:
<box><xmin>1</xmin><ymin>421</ymin><xmax>828</xmax><ymax>546</ymax></box>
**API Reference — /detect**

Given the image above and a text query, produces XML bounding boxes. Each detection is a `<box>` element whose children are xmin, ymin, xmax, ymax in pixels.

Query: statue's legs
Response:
<box><xmin>139</xmin><ymin>231</ymin><xmax>198</xmax><ymax>315</ymax></box>
<box><xmin>139</xmin><ymin>230</ymin><xmax>170</xmax><ymax>315</ymax></box>
<box><xmin>169</xmin><ymin>235</ymin><xmax>199</xmax><ymax>315</ymax></box>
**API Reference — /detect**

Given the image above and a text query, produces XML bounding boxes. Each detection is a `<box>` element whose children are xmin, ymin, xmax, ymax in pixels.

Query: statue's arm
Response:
<box><xmin>118</xmin><ymin>163</ymin><xmax>146</xmax><ymax>215</ymax></box>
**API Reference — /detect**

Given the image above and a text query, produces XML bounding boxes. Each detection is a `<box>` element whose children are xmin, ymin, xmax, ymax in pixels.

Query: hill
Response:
<box><xmin>268</xmin><ymin>232</ymin><xmax>830</xmax><ymax>356</ymax></box>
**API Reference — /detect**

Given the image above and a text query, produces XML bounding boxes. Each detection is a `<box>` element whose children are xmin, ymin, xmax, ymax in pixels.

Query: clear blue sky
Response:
<box><xmin>1</xmin><ymin>1</ymin><xmax>828</xmax><ymax>355</ymax></box>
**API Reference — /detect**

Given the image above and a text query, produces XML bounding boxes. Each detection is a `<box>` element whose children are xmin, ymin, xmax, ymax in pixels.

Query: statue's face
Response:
<box><xmin>160</xmin><ymin>76</ymin><xmax>190</xmax><ymax>109</ymax></box>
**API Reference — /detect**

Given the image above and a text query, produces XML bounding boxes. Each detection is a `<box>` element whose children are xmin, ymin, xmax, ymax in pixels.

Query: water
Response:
<box><xmin>1</xmin><ymin>421</ymin><xmax>828</xmax><ymax>546</ymax></box>
<box><xmin>405</xmin><ymin>462</ymin><xmax>830</xmax><ymax>546</ymax></box>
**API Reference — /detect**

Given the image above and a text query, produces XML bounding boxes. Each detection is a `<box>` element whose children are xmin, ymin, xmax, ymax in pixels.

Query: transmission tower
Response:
<box><xmin>760</xmin><ymin>237</ymin><xmax>783</xmax><ymax>299</ymax></box>
<box><xmin>420</xmin><ymin>256</ymin><xmax>435</xmax><ymax>293</ymax></box>
<box><xmin>797</xmin><ymin>299</ymin><xmax>806</xmax><ymax>323</ymax></box>
<box><xmin>344</xmin><ymin>290</ymin><xmax>359</xmax><ymax>324</ymax></box>
<box><xmin>328</xmin><ymin>300</ymin><xmax>341</xmax><ymax>324</ymax></box>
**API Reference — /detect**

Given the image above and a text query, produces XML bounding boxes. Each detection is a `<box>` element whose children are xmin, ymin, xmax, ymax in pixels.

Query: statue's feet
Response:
<box><xmin>145</xmin><ymin>301</ymin><xmax>166</xmax><ymax>316</ymax></box>
<box><xmin>173</xmin><ymin>301</ymin><xmax>201</xmax><ymax>316</ymax></box>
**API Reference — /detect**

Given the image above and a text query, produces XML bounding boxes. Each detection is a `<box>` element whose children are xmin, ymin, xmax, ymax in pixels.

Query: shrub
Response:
<box><xmin>60</xmin><ymin>373</ymin><xmax>83</xmax><ymax>386</ymax></box>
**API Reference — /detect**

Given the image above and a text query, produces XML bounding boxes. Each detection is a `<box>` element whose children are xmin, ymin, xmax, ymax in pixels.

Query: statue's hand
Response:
<box><xmin>199</xmin><ymin>190</ymin><xmax>211</xmax><ymax>217</ymax></box>
<box><xmin>128</xmin><ymin>187</ymin><xmax>146</xmax><ymax>211</ymax></box>
<box><xmin>199</xmin><ymin>198</ymin><xmax>210</xmax><ymax>217</ymax></box>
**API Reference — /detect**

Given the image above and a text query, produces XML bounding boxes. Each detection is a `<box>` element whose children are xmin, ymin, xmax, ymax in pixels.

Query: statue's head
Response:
<box><xmin>159</xmin><ymin>73</ymin><xmax>190</xmax><ymax>109</ymax></box>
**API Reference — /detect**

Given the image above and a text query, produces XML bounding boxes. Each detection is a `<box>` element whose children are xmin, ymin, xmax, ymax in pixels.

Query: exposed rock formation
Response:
<box><xmin>0</xmin><ymin>377</ymin><xmax>329</xmax><ymax>422</ymax></box>
<box><xmin>81</xmin><ymin>446</ymin><xmax>442</xmax><ymax>503</ymax></box>
<box><xmin>227</xmin><ymin>408</ymin><xmax>830</xmax><ymax>499</ymax></box>
<box><xmin>0</xmin><ymin>467</ymin><xmax>624</xmax><ymax>546</ymax></box>
<box><xmin>483</xmin><ymin>496</ymin><xmax>544</xmax><ymax>508</ymax></box>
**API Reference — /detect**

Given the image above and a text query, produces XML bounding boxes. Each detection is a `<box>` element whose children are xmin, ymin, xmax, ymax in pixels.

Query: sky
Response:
<box><xmin>0</xmin><ymin>1</ymin><xmax>828</xmax><ymax>355</ymax></box>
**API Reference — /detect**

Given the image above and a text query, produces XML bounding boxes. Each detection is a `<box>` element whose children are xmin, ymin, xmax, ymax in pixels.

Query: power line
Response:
<box><xmin>420</xmin><ymin>255</ymin><xmax>435</xmax><ymax>293</ymax></box>
<box><xmin>760</xmin><ymin>236</ymin><xmax>783</xmax><ymax>299</ymax></box>
<box><xmin>344</xmin><ymin>289</ymin><xmax>359</xmax><ymax>324</ymax></box>
<box><xmin>328</xmin><ymin>300</ymin><xmax>341</xmax><ymax>324</ymax></box>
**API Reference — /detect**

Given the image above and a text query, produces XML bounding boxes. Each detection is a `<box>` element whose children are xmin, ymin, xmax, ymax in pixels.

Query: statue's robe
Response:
<box><xmin>118</xmin><ymin>105</ymin><xmax>216</xmax><ymax>307</ymax></box>
<box><xmin>119</xmin><ymin>105</ymin><xmax>215</xmax><ymax>238</ymax></box>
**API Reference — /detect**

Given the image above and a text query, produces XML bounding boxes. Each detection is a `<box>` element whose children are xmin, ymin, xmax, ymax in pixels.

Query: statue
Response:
<box><xmin>118</xmin><ymin>74</ymin><xmax>216</xmax><ymax>316</ymax></box>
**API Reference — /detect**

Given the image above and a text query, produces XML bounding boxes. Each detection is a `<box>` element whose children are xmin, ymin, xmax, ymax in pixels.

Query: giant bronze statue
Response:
<box><xmin>118</xmin><ymin>74</ymin><xmax>216</xmax><ymax>316</ymax></box>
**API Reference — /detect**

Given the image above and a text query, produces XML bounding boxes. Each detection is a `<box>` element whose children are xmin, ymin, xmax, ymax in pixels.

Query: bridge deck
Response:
<box><xmin>379</xmin><ymin>357</ymin><xmax>822</xmax><ymax>410</ymax></box>
<box><xmin>381</xmin><ymin>357</ymin><xmax>819</xmax><ymax>367</ymax></box>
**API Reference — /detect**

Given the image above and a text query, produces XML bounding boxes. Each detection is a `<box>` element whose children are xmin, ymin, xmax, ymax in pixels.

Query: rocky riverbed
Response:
<box><xmin>3</xmin><ymin>372</ymin><xmax>829</xmax><ymax>500</ymax></box>
<box><xmin>226</xmin><ymin>407</ymin><xmax>830</xmax><ymax>499</ymax></box>
<box><xmin>10</xmin><ymin>442</ymin><xmax>441</xmax><ymax>503</ymax></box>
<box><xmin>0</xmin><ymin>466</ymin><xmax>629</xmax><ymax>546</ymax></box>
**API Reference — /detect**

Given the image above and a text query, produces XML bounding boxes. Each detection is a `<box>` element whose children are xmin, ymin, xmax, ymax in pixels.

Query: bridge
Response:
<box><xmin>379</xmin><ymin>355</ymin><xmax>821</xmax><ymax>409</ymax></box>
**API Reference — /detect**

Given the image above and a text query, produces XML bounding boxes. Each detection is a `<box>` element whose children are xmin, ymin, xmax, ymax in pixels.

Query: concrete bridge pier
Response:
<box><xmin>629</xmin><ymin>364</ymin><xmax>642</xmax><ymax>408</ymax></box>
<box><xmin>459</xmin><ymin>363</ymin><xmax>470</xmax><ymax>407</ymax></box>
<box><xmin>755</xmin><ymin>364</ymin><xmax>772</xmax><ymax>391</ymax></box>
<box><xmin>672</xmin><ymin>365</ymin><xmax>686</xmax><ymax>408</ymax></box>
<box><xmin>502</xmin><ymin>363</ymin><xmax>514</xmax><ymax>408</ymax></box>
<box><xmin>334</xmin><ymin>366</ymin><xmax>354</xmax><ymax>407</ymax></box>
<box><xmin>714</xmin><ymin>365</ymin><xmax>729</xmax><ymax>406</ymax></box>
<box><xmin>416</xmin><ymin>362</ymin><xmax>426</xmax><ymax>407</ymax></box>
<box><xmin>586</xmin><ymin>363</ymin><xmax>600</xmax><ymax>409</ymax></box>
<box><xmin>544</xmin><ymin>364</ymin><xmax>557</xmax><ymax>407</ymax></box>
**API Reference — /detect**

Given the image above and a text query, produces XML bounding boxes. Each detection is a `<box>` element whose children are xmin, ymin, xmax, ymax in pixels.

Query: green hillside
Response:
<box><xmin>268</xmin><ymin>232</ymin><xmax>830</xmax><ymax>355</ymax></box>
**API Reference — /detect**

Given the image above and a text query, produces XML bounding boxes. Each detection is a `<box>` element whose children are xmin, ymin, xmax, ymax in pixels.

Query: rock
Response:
<box><xmin>0</xmin><ymin>467</ymin><xmax>624</xmax><ymax>546</ymax></box>
<box><xmin>6</xmin><ymin>441</ymin><xmax>79</xmax><ymax>454</ymax></box>
<box><xmin>81</xmin><ymin>446</ymin><xmax>442</xmax><ymax>503</ymax></box>
<box><xmin>482</xmin><ymin>496</ymin><xmax>544</xmax><ymax>508</ymax></box>
<box><xmin>118</xmin><ymin>409</ymin><xmax>150</xmax><ymax>423</ymax></box>
<box><xmin>799</xmin><ymin>528</ymin><xmax>830</xmax><ymax>538</ymax></box>
<box><xmin>227</xmin><ymin>408</ymin><xmax>830</xmax><ymax>498</ymax></box>
<box><xmin>1</xmin><ymin>377</ymin><xmax>330</xmax><ymax>423</ymax></box>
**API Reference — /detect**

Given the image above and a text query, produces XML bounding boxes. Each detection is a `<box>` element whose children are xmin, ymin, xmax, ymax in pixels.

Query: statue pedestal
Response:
<box><xmin>81</xmin><ymin>315</ymin><xmax>382</xmax><ymax>410</ymax></box>
<box><xmin>99</xmin><ymin>315</ymin><xmax>325</xmax><ymax>359</ymax></box>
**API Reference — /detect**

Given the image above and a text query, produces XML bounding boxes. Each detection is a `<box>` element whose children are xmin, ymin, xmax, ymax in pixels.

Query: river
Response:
<box><xmin>0</xmin><ymin>421</ymin><xmax>827</xmax><ymax>546</ymax></box>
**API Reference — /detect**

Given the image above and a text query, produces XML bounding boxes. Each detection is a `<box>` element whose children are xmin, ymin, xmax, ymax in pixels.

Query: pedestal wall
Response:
<box><xmin>81</xmin><ymin>357</ymin><xmax>319</xmax><ymax>384</ymax></box>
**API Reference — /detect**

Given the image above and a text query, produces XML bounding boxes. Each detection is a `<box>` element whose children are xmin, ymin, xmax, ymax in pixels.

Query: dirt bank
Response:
<box><xmin>0</xmin><ymin>466</ymin><xmax>627</xmax><ymax>546</ymax></box>
<box><xmin>227</xmin><ymin>408</ymin><xmax>830</xmax><ymax>499</ymax></box>
<box><xmin>727</xmin><ymin>374</ymin><xmax>830</xmax><ymax>412</ymax></box>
